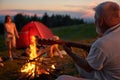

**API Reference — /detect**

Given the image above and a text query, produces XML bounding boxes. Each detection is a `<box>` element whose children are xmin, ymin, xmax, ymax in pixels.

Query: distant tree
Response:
<box><xmin>30</xmin><ymin>14</ymin><xmax>41</xmax><ymax>21</ymax></box>
<box><xmin>48</xmin><ymin>14</ymin><xmax>84</xmax><ymax>27</ymax></box>
<box><xmin>49</xmin><ymin>14</ymin><xmax>63</xmax><ymax>27</ymax></box>
<box><xmin>14</xmin><ymin>13</ymin><xmax>29</xmax><ymax>31</ymax></box>
<box><xmin>72</xmin><ymin>18</ymin><xmax>84</xmax><ymax>25</ymax></box>
<box><xmin>55</xmin><ymin>15</ymin><xmax>63</xmax><ymax>27</ymax></box>
<box><xmin>13</xmin><ymin>12</ymin><xmax>85</xmax><ymax>30</ymax></box>
<box><xmin>49</xmin><ymin>14</ymin><xmax>56</xmax><ymax>27</ymax></box>
<box><xmin>41</xmin><ymin>12</ymin><xmax>50</xmax><ymax>26</ymax></box>
<box><xmin>62</xmin><ymin>15</ymin><xmax>72</xmax><ymax>26</ymax></box>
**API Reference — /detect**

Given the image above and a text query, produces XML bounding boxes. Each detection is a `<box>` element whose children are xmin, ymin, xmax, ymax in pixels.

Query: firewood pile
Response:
<box><xmin>17</xmin><ymin>57</ymin><xmax>64</xmax><ymax>80</ymax></box>
<box><xmin>17</xmin><ymin>35</ymin><xmax>89</xmax><ymax>80</ymax></box>
<box><xmin>16</xmin><ymin>36</ymin><xmax>65</xmax><ymax>80</ymax></box>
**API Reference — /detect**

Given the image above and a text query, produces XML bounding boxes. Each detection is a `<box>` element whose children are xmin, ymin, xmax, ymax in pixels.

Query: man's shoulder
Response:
<box><xmin>92</xmin><ymin>38</ymin><xmax>104</xmax><ymax>47</ymax></box>
<box><xmin>92</xmin><ymin>34</ymin><xmax>117</xmax><ymax>49</ymax></box>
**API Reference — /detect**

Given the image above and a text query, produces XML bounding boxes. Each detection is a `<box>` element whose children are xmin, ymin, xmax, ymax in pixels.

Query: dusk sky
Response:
<box><xmin>0</xmin><ymin>0</ymin><xmax>120</xmax><ymax>22</ymax></box>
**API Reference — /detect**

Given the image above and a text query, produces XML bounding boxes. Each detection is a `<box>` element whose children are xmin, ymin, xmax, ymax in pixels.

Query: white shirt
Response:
<box><xmin>86</xmin><ymin>23</ymin><xmax>120</xmax><ymax>80</ymax></box>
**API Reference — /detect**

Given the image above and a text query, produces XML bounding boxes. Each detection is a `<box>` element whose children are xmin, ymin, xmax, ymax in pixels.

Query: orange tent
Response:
<box><xmin>16</xmin><ymin>21</ymin><xmax>54</xmax><ymax>49</ymax></box>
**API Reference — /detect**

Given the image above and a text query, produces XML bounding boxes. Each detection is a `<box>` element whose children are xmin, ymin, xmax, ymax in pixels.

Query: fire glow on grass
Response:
<box><xmin>21</xmin><ymin>36</ymin><xmax>37</xmax><ymax>78</ymax></box>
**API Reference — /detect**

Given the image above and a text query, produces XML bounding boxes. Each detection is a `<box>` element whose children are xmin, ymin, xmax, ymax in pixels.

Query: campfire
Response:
<box><xmin>17</xmin><ymin>35</ymin><xmax>89</xmax><ymax>80</ymax></box>
<box><xmin>18</xmin><ymin>36</ymin><xmax>63</xmax><ymax>80</ymax></box>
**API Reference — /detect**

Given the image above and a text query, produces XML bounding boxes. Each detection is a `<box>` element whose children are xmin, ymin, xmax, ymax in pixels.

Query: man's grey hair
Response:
<box><xmin>94</xmin><ymin>1</ymin><xmax>120</xmax><ymax>18</ymax></box>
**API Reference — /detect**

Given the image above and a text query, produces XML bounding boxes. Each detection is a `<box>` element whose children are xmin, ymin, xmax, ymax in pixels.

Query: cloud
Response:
<box><xmin>0</xmin><ymin>10</ymin><xmax>43</xmax><ymax>17</ymax></box>
<box><xmin>0</xmin><ymin>10</ymin><xmax>18</xmax><ymax>16</ymax></box>
<box><xmin>63</xmin><ymin>2</ymin><xmax>96</xmax><ymax>19</ymax></box>
<box><xmin>64</xmin><ymin>4</ymin><xmax>95</xmax><ymax>10</ymax></box>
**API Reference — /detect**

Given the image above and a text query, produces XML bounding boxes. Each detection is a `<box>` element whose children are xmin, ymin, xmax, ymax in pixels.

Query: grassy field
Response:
<box><xmin>0</xmin><ymin>23</ymin><xmax>97</xmax><ymax>80</ymax></box>
<box><xmin>52</xmin><ymin>23</ymin><xmax>97</xmax><ymax>40</ymax></box>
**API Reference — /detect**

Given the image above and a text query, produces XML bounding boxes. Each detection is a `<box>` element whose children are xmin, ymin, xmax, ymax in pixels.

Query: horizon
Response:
<box><xmin>0</xmin><ymin>0</ymin><xmax>120</xmax><ymax>22</ymax></box>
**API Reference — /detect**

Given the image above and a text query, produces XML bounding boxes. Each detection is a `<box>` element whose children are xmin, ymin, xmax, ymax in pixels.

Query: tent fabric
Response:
<box><xmin>16</xmin><ymin>21</ymin><xmax>54</xmax><ymax>49</ymax></box>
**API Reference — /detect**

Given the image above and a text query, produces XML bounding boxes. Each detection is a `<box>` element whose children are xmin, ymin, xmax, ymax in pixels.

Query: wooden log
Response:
<box><xmin>38</xmin><ymin>39</ymin><xmax>91</xmax><ymax>52</ymax></box>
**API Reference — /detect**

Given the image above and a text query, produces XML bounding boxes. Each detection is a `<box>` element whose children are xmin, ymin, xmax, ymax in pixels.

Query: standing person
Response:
<box><xmin>56</xmin><ymin>1</ymin><xmax>120</xmax><ymax>80</ymax></box>
<box><xmin>4</xmin><ymin>15</ymin><xmax>19</xmax><ymax>60</ymax></box>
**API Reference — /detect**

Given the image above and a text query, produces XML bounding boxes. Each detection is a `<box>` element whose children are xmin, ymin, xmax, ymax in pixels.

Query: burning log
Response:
<box><xmin>34</xmin><ymin>69</ymin><xmax>64</xmax><ymax>80</ymax></box>
<box><xmin>19</xmin><ymin>36</ymin><xmax>65</xmax><ymax>80</ymax></box>
<box><xmin>18</xmin><ymin>58</ymin><xmax>64</xmax><ymax>80</ymax></box>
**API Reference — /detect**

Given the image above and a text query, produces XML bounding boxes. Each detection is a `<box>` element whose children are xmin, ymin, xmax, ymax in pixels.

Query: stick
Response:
<box><xmin>37</xmin><ymin>39</ymin><xmax>91</xmax><ymax>52</ymax></box>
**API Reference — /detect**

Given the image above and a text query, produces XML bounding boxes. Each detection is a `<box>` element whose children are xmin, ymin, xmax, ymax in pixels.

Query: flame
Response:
<box><xmin>21</xmin><ymin>36</ymin><xmax>37</xmax><ymax>77</ymax></box>
<box><xmin>29</xmin><ymin>36</ymin><xmax>37</xmax><ymax>60</ymax></box>
<box><xmin>20</xmin><ymin>36</ymin><xmax>56</xmax><ymax>78</ymax></box>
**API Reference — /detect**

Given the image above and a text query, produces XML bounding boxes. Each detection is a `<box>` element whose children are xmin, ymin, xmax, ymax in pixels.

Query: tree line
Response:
<box><xmin>0</xmin><ymin>12</ymin><xmax>84</xmax><ymax>35</ymax></box>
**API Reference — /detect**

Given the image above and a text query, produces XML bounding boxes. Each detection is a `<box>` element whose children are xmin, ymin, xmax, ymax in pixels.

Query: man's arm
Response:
<box><xmin>63</xmin><ymin>45</ymin><xmax>94</xmax><ymax>72</ymax></box>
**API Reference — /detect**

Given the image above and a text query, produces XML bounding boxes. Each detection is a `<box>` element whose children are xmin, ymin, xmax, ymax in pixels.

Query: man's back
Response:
<box><xmin>87</xmin><ymin>24</ymin><xmax>120</xmax><ymax>80</ymax></box>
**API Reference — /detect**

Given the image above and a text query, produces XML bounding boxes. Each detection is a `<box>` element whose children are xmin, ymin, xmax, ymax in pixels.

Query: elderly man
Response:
<box><xmin>56</xmin><ymin>1</ymin><xmax>120</xmax><ymax>80</ymax></box>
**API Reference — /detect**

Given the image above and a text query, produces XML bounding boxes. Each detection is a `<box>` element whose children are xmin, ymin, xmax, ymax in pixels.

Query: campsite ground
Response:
<box><xmin>0</xmin><ymin>23</ymin><xmax>97</xmax><ymax>80</ymax></box>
